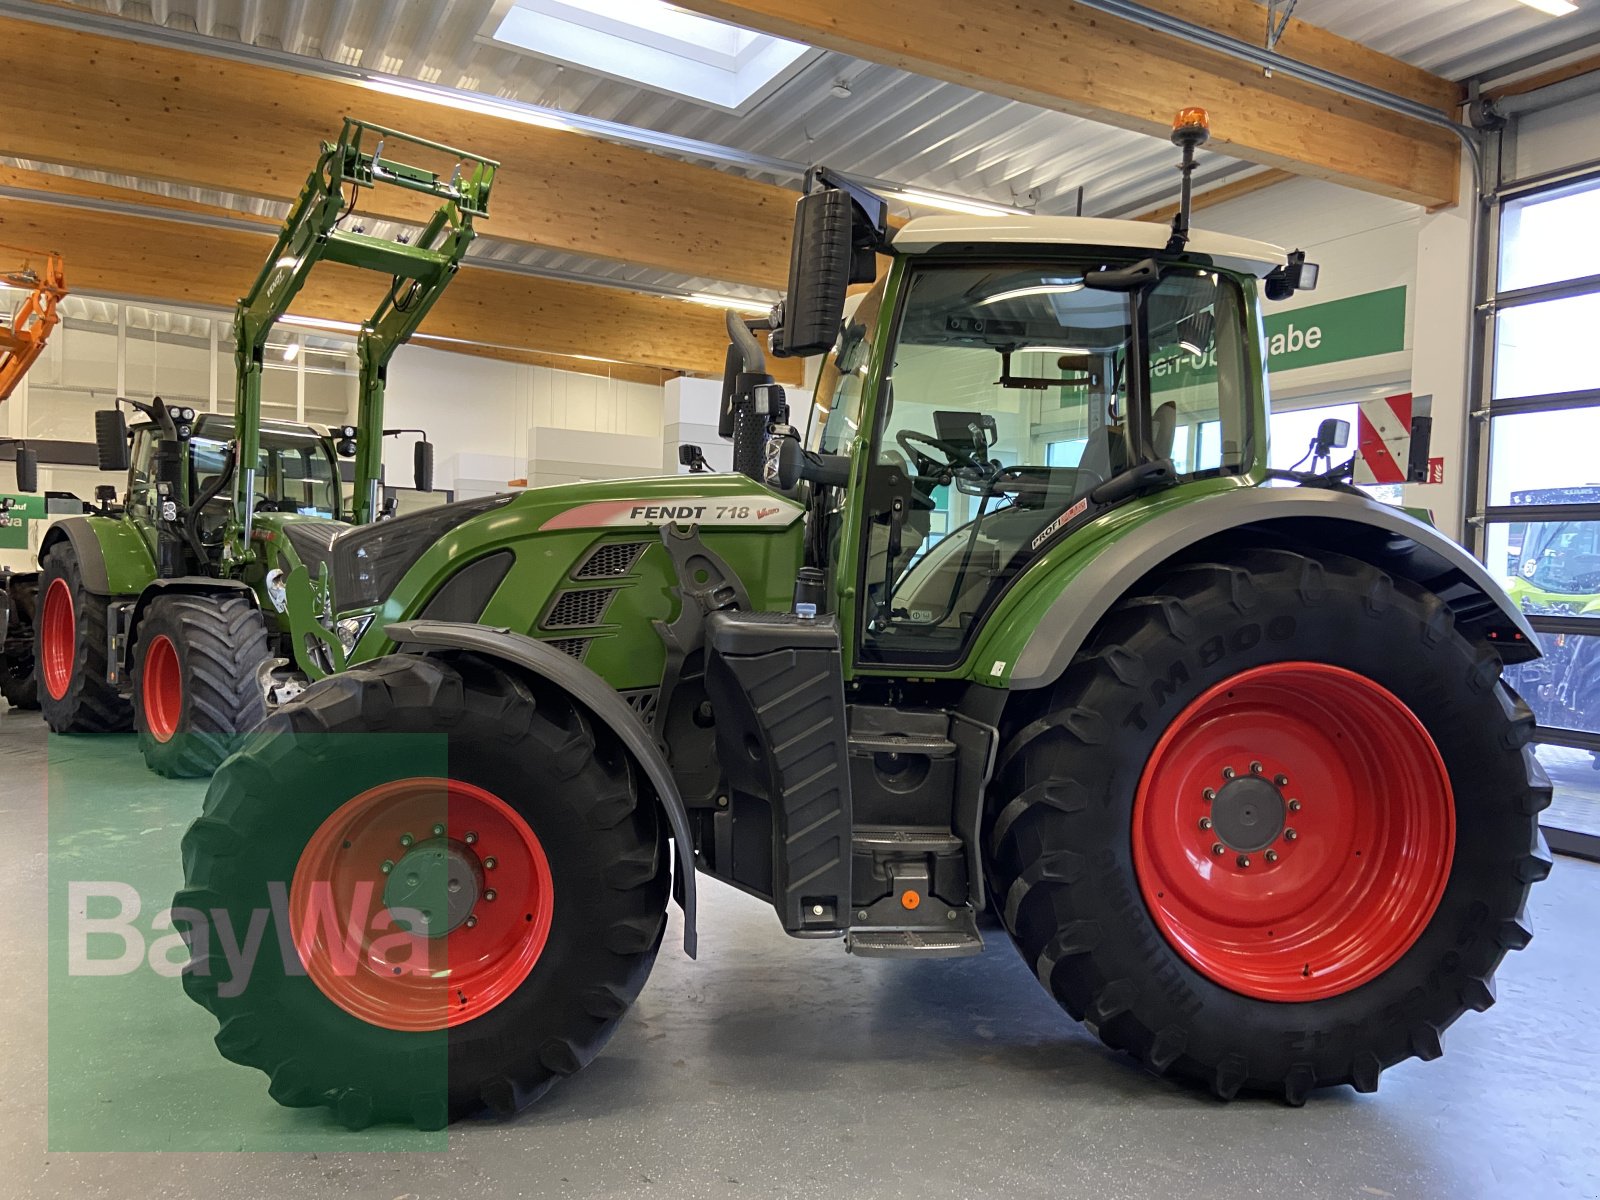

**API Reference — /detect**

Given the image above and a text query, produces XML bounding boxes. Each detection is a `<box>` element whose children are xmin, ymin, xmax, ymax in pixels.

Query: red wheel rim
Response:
<box><xmin>1132</xmin><ymin>662</ymin><xmax>1454</xmax><ymax>1001</ymax></box>
<box><xmin>40</xmin><ymin>577</ymin><xmax>74</xmax><ymax>701</ymax></box>
<box><xmin>142</xmin><ymin>635</ymin><xmax>183</xmax><ymax>742</ymax></box>
<box><xmin>289</xmin><ymin>778</ymin><xmax>554</xmax><ymax>1031</ymax></box>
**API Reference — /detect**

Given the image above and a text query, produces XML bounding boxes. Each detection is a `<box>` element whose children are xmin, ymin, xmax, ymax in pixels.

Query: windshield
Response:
<box><xmin>191</xmin><ymin>415</ymin><xmax>341</xmax><ymax>518</ymax></box>
<box><xmin>858</xmin><ymin>261</ymin><xmax>1255</xmax><ymax>664</ymax></box>
<box><xmin>809</xmin><ymin>277</ymin><xmax>887</xmax><ymax>456</ymax></box>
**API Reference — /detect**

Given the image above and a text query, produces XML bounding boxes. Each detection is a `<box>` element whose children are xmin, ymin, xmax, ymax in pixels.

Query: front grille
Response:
<box><xmin>544</xmin><ymin>587</ymin><xmax>617</xmax><ymax>629</ymax></box>
<box><xmin>573</xmin><ymin>541</ymin><xmax>648</xmax><ymax>580</ymax></box>
<box><xmin>542</xmin><ymin>637</ymin><xmax>591</xmax><ymax>661</ymax></box>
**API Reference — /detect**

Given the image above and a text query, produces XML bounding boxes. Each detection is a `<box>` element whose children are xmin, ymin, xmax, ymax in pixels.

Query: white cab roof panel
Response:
<box><xmin>891</xmin><ymin>215</ymin><xmax>1289</xmax><ymax>277</ymax></box>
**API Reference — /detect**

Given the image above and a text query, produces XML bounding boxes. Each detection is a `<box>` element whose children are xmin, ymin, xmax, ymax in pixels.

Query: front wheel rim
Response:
<box><xmin>1132</xmin><ymin>662</ymin><xmax>1454</xmax><ymax>1002</ymax></box>
<box><xmin>289</xmin><ymin>778</ymin><xmax>555</xmax><ymax>1032</ymax></box>
<box><xmin>141</xmin><ymin>635</ymin><xmax>183</xmax><ymax>742</ymax></box>
<box><xmin>40</xmin><ymin>578</ymin><xmax>74</xmax><ymax>701</ymax></box>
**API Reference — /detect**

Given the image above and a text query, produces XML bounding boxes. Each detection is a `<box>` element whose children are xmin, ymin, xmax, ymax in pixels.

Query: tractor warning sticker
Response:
<box><xmin>541</xmin><ymin>495</ymin><xmax>805</xmax><ymax>532</ymax></box>
<box><xmin>1029</xmin><ymin>497</ymin><xmax>1089</xmax><ymax>551</ymax></box>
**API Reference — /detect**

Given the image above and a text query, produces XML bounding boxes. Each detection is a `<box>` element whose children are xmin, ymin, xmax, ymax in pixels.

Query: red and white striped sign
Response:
<box><xmin>1355</xmin><ymin>393</ymin><xmax>1443</xmax><ymax>486</ymax></box>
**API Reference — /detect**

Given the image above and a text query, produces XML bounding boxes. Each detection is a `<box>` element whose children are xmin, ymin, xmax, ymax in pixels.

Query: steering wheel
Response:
<box><xmin>896</xmin><ymin>428</ymin><xmax>987</xmax><ymax>475</ymax></box>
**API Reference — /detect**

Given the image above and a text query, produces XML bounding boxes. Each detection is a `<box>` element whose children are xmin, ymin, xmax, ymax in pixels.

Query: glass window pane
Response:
<box><xmin>303</xmin><ymin>343</ymin><xmax>357</xmax><ymax>427</ymax></box>
<box><xmin>1493</xmin><ymin>292</ymin><xmax>1600</xmax><ymax>399</ymax></box>
<box><xmin>1500</xmin><ymin>178</ymin><xmax>1600</xmax><ymax>292</ymax></box>
<box><xmin>1486</xmin><ymin>409</ymin><xmax>1600</xmax><ymax>505</ymax></box>
<box><xmin>1503</xmin><ymin>630</ymin><xmax>1600</xmax><ymax>737</ymax></box>
<box><xmin>1537</xmin><ymin>744</ymin><xmax>1600</xmax><ymax>838</ymax></box>
<box><xmin>1488</xmin><ymin>518</ymin><xmax>1600</xmax><ymax>608</ymax></box>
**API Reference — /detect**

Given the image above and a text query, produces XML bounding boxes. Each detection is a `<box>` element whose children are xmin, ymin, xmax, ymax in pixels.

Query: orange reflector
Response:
<box><xmin>900</xmin><ymin>890</ymin><xmax>921</xmax><ymax>911</ymax></box>
<box><xmin>1173</xmin><ymin>106</ymin><xmax>1210</xmax><ymax>133</ymax></box>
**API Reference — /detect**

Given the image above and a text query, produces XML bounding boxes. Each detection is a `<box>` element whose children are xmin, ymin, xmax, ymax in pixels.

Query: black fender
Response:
<box><xmin>386</xmin><ymin>618</ymin><xmax>699</xmax><ymax>958</ymax></box>
<box><xmin>127</xmin><ymin>577</ymin><xmax>259</xmax><ymax>643</ymax></box>
<box><xmin>39</xmin><ymin>518</ymin><xmax>115</xmax><ymax>595</ymax></box>
<box><xmin>1008</xmin><ymin>486</ymin><xmax>1539</xmax><ymax>690</ymax></box>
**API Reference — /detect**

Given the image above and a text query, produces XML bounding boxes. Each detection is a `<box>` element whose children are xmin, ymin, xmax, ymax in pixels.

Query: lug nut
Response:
<box><xmin>1285</xmin><ymin>828</ymin><xmax>1298</xmax><ymax>841</ymax></box>
<box><xmin>1203</xmin><ymin>787</ymin><xmax>1216</xmax><ymax>802</ymax></box>
<box><xmin>465</xmin><ymin>832</ymin><xmax>478</xmax><ymax>844</ymax></box>
<box><xmin>484</xmin><ymin>889</ymin><xmax>497</xmax><ymax>902</ymax></box>
<box><xmin>1275</xmin><ymin>774</ymin><xmax>1290</xmax><ymax>787</ymax></box>
<box><xmin>1199</xmin><ymin>816</ymin><xmax>1213</xmax><ymax>831</ymax></box>
<box><xmin>484</xmin><ymin>857</ymin><xmax>497</xmax><ymax>870</ymax></box>
<box><xmin>1250</xmin><ymin>761</ymin><xmax>1263</xmax><ymax>775</ymax></box>
<box><xmin>465</xmin><ymin>915</ymin><xmax>477</xmax><ymax>928</ymax></box>
<box><xmin>1236</xmin><ymin>854</ymin><xmax>1251</xmax><ymax>868</ymax></box>
<box><xmin>1265</xmin><ymin>850</ymin><xmax>1279</xmax><ymax>863</ymax></box>
<box><xmin>1211</xmin><ymin>843</ymin><xmax>1225</xmax><ymax>856</ymax></box>
<box><xmin>399</xmin><ymin>833</ymin><xmax>414</xmax><ymax>847</ymax></box>
<box><xmin>1222</xmin><ymin>767</ymin><xmax>1236</xmax><ymax>780</ymax></box>
<box><xmin>1288</xmin><ymin>799</ymin><xmax>1302</xmax><ymax>812</ymax></box>
<box><xmin>432</xmin><ymin>824</ymin><xmax>446</xmax><ymax>837</ymax></box>
<box><xmin>380</xmin><ymin>859</ymin><xmax>394</xmax><ymax>874</ymax></box>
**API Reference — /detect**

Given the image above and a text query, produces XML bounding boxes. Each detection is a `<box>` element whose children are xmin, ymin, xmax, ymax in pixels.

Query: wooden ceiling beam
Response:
<box><xmin>0</xmin><ymin>13</ymin><xmax>798</xmax><ymax>289</ymax></box>
<box><xmin>671</xmin><ymin>0</ymin><xmax>1462</xmax><ymax>209</ymax></box>
<box><xmin>0</xmin><ymin>191</ymin><xmax>800</xmax><ymax>383</ymax></box>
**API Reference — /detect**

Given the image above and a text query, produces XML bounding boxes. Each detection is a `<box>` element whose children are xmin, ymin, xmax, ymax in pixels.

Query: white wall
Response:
<box><xmin>379</xmin><ymin>343</ymin><xmax>670</xmax><ymax>497</ymax></box>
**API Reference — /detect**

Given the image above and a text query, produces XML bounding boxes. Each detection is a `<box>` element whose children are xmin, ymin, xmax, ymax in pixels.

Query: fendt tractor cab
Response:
<box><xmin>19</xmin><ymin>120</ymin><xmax>494</xmax><ymax>777</ymax></box>
<box><xmin>177</xmin><ymin>111</ymin><xmax>1551</xmax><ymax>1130</ymax></box>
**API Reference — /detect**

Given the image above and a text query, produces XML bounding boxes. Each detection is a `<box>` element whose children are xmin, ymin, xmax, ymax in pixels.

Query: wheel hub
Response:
<box><xmin>1210</xmin><ymin>774</ymin><xmax>1285</xmax><ymax>853</ymax></box>
<box><xmin>382</xmin><ymin>838</ymin><xmax>483</xmax><ymax>936</ymax></box>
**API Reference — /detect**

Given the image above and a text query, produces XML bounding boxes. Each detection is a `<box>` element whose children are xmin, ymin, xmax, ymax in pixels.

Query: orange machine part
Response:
<box><xmin>0</xmin><ymin>248</ymin><xmax>68</xmax><ymax>403</ymax></box>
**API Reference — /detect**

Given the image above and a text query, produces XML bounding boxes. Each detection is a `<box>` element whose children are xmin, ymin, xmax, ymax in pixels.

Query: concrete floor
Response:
<box><xmin>3</xmin><ymin>702</ymin><xmax>1599</xmax><ymax>1200</ymax></box>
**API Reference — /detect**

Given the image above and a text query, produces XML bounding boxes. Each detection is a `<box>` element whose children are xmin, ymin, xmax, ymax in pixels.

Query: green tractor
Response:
<box><xmin>176</xmin><ymin>113</ymin><xmax>1551</xmax><ymax>1128</ymax></box>
<box><xmin>22</xmin><ymin>120</ymin><xmax>494</xmax><ymax>776</ymax></box>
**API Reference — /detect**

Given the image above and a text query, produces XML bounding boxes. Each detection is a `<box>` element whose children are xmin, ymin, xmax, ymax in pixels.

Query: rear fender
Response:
<box><xmin>1007</xmin><ymin>487</ymin><xmax>1538</xmax><ymax>690</ymax></box>
<box><xmin>386</xmin><ymin>618</ymin><xmax>699</xmax><ymax>958</ymax></box>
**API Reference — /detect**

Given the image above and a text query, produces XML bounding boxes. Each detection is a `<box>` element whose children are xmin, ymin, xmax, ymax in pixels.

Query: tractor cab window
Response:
<box><xmin>190</xmin><ymin>415</ymin><xmax>342</xmax><ymax>526</ymax></box>
<box><xmin>809</xmin><ymin>277</ymin><xmax>887</xmax><ymax>457</ymax></box>
<box><xmin>857</xmin><ymin>260</ymin><xmax>1252</xmax><ymax>665</ymax></box>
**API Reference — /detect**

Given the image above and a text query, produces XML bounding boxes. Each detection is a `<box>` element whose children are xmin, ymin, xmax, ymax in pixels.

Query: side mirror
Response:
<box><xmin>95</xmin><ymin>409</ymin><xmax>131</xmax><ymax>473</ymax></box>
<box><xmin>771</xmin><ymin>169</ymin><xmax>887</xmax><ymax>359</ymax></box>
<box><xmin>15</xmin><ymin>446</ymin><xmax>38</xmax><ymax>494</ymax></box>
<box><xmin>413</xmin><ymin>440</ymin><xmax>435</xmax><ymax>494</ymax></box>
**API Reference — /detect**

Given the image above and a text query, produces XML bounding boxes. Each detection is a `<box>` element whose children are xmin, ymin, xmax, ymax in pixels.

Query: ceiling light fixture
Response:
<box><xmin>282</xmin><ymin>341</ymin><xmax>300</xmax><ymax>362</ymax></box>
<box><xmin>683</xmin><ymin>292</ymin><xmax>775</xmax><ymax>316</ymax></box>
<box><xmin>1512</xmin><ymin>0</ymin><xmax>1576</xmax><ymax>14</ymax></box>
<box><xmin>894</xmin><ymin>188</ymin><xmax>1032</xmax><ymax>218</ymax></box>
<box><xmin>358</xmin><ymin>78</ymin><xmax>578</xmax><ymax>132</ymax></box>
<box><xmin>279</xmin><ymin>314</ymin><xmax>366</xmax><ymax>334</ymax></box>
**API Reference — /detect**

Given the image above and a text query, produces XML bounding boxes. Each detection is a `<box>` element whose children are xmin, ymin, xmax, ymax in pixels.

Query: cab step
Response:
<box><xmin>846</xmin><ymin>927</ymin><xmax>984</xmax><ymax>958</ymax></box>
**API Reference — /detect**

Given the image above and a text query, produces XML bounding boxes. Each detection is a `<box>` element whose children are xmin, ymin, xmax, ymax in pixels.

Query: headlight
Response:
<box><xmin>333</xmin><ymin>614</ymin><xmax>375</xmax><ymax>656</ymax></box>
<box><xmin>264</xmin><ymin>569</ymin><xmax>288</xmax><ymax>613</ymax></box>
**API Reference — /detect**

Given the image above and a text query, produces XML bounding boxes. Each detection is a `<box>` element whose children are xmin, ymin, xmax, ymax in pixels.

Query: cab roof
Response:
<box><xmin>891</xmin><ymin>215</ymin><xmax>1289</xmax><ymax>278</ymax></box>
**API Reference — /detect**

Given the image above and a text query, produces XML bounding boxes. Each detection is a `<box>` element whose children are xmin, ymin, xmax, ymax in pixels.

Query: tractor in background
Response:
<box><xmin>23</xmin><ymin>120</ymin><xmax>493</xmax><ymax>776</ymax></box>
<box><xmin>178</xmin><ymin>110</ymin><xmax>1550</xmax><ymax>1128</ymax></box>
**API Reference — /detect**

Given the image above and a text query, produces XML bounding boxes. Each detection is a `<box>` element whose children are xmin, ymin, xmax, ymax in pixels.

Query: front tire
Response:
<box><xmin>36</xmin><ymin>544</ymin><xmax>132</xmax><ymax>733</ymax></box>
<box><xmin>176</xmin><ymin>653</ymin><xmax>670</xmax><ymax>1128</ymax></box>
<box><xmin>986</xmin><ymin>547</ymin><xmax>1552</xmax><ymax>1103</ymax></box>
<box><xmin>132</xmin><ymin>594</ymin><xmax>270</xmax><ymax>778</ymax></box>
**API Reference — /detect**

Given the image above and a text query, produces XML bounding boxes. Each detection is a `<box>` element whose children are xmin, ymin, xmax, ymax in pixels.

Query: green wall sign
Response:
<box><xmin>1262</xmin><ymin>285</ymin><xmax>1408</xmax><ymax>373</ymax></box>
<box><xmin>0</xmin><ymin>493</ymin><xmax>45</xmax><ymax>551</ymax></box>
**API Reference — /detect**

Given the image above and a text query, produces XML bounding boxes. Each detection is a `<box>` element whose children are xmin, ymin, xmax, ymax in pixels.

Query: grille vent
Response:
<box><xmin>542</xmin><ymin>637</ymin><xmax>591</xmax><ymax>661</ymax></box>
<box><xmin>574</xmin><ymin>541</ymin><xmax>648</xmax><ymax>580</ymax></box>
<box><xmin>544</xmin><ymin>587</ymin><xmax>617</xmax><ymax>629</ymax></box>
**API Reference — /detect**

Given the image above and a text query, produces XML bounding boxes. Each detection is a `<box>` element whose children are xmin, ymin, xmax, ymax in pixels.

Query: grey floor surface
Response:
<box><xmin>2</xmin><ymin>703</ymin><xmax>1597</xmax><ymax>1200</ymax></box>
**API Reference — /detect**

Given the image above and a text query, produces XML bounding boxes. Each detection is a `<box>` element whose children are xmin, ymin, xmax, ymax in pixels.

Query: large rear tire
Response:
<box><xmin>1</xmin><ymin>578</ymin><xmax>40</xmax><ymax>711</ymax></box>
<box><xmin>176</xmin><ymin>653</ymin><xmax>670</xmax><ymax>1128</ymax></box>
<box><xmin>986</xmin><ymin>547</ymin><xmax>1552</xmax><ymax>1103</ymax></box>
<box><xmin>132</xmin><ymin>594</ymin><xmax>270</xmax><ymax>778</ymax></box>
<box><xmin>36</xmin><ymin>544</ymin><xmax>132</xmax><ymax>733</ymax></box>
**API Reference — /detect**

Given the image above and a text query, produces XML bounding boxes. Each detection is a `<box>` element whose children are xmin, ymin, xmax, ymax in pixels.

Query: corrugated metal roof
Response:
<box><xmin>1275</xmin><ymin>0</ymin><xmax>1600</xmax><ymax>80</ymax></box>
<box><xmin>18</xmin><ymin>0</ymin><xmax>1600</xmax><ymax>299</ymax></box>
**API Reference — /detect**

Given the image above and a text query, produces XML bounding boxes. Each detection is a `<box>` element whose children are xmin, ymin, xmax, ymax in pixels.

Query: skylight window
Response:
<box><xmin>486</xmin><ymin>0</ymin><xmax>817</xmax><ymax>113</ymax></box>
